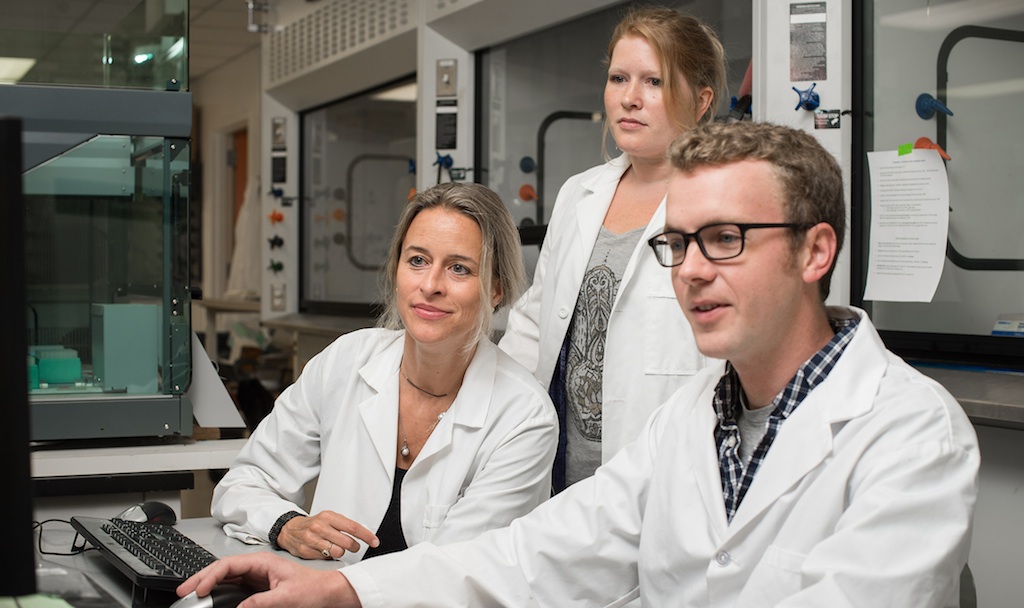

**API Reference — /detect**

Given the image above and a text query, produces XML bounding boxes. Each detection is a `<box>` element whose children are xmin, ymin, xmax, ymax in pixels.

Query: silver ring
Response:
<box><xmin>322</xmin><ymin>542</ymin><xmax>333</xmax><ymax>559</ymax></box>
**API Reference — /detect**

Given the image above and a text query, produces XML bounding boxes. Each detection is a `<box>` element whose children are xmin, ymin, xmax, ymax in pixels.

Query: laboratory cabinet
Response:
<box><xmin>855</xmin><ymin>0</ymin><xmax>1024</xmax><ymax>369</ymax></box>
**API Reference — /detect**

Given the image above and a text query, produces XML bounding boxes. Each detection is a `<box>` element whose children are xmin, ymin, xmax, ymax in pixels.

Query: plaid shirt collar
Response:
<box><xmin>714</xmin><ymin>315</ymin><xmax>859</xmax><ymax>523</ymax></box>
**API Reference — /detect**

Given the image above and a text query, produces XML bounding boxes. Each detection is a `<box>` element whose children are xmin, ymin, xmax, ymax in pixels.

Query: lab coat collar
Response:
<box><xmin>725</xmin><ymin>307</ymin><xmax>888</xmax><ymax>536</ymax></box>
<box><xmin>575</xmin><ymin>153</ymin><xmax>669</xmax><ymax>305</ymax></box>
<box><xmin>414</xmin><ymin>341</ymin><xmax>497</xmax><ymax>465</ymax></box>
<box><xmin>356</xmin><ymin>333</ymin><xmax>497</xmax><ymax>473</ymax></box>
<box><xmin>579</xmin><ymin>152</ymin><xmax>631</xmax><ymax>193</ymax></box>
<box><xmin>574</xmin><ymin>154</ymin><xmax>632</xmax><ymax>239</ymax></box>
<box><xmin>689</xmin><ymin>308</ymin><xmax>889</xmax><ymax>538</ymax></box>
<box><xmin>357</xmin><ymin>333</ymin><xmax>404</xmax><ymax>479</ymax></box>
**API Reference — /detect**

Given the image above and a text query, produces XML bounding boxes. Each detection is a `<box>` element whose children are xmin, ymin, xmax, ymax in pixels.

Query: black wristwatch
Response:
<box><xmin>268</xmin><ymin>510</ymin><xmax>305</xmax><ymax>549</ymax></box>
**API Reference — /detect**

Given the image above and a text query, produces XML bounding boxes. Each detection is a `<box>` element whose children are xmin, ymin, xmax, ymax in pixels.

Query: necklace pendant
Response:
<box><xmin>401</xmin><ymin>442</ymin><xmax>410</xmax><ymax>457</ymax></box>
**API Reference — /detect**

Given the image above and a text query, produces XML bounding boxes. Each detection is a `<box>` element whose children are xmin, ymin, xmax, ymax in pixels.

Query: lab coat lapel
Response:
<box><xmin>574</xmin><ymin>154</ymin><xmax>630</xmax><ymax>252</ymax></box>
<box><xmin>409</xmin><ymin>341</ymin><xmax>495</xmax><ymax>466</ymax></box>
<box><xmin>724</xmin><ymin>310</ymin><xmax>886</xmax><ymax>537</ymax></box>
<box><xmin>615</xmin><ymin>201</ymin><xmax>666</xmax><ymax>307</ymax></box>
<box><xmin>578</xmin><ymin>154</ymin><xmax>662</xmax><ymax>311</ymax></box>
<box><xmin>724</xmin><ymin>398</ymin><xmax>833</xmax><ymax>537</ymax></box>
<box><xmin>549</xmin><ymin>155</ymin><xmax>630</xmax><ymax>324</ymax></box>
<box><xmin>686</xmin><ymin>380</ymin><xmax>731</xmax><ymax>538</ymax></box>
<box><xmin>357</xmin><ymin>336</ymin><xmax>404</xmax><ymax>482</ymax></box>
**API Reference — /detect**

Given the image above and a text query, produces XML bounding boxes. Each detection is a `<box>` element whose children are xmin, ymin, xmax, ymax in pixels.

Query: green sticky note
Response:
<box><xmin>898</xmin><ymin>143</ymin><xmax>913</xmax><ymax>156</ymax></box>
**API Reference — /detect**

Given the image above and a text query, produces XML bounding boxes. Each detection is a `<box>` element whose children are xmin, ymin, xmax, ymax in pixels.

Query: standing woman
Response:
<box><xmin>212</xmin><ymin>182</ymin><xmax>557</xmax><ymax>562</ymax></box>
<box><xmin>500</xmin><ymin>6</ymin><xmax>727</xmax><ymax>490</ymax></box>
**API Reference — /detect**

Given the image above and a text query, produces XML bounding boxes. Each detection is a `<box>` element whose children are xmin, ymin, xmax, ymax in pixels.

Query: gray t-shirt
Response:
<box><xmin>565</xmin><ymin>225</ymin><xmax>645</xmax><ymax>486</ymax></box>
<box><xmin>737</xmin><ymin>396</ymin><xmax>773</xmax><ymax>467</ymax></box>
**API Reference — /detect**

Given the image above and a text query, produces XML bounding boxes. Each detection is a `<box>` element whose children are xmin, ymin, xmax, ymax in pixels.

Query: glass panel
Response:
<box><xmin>24</xmin><ymin>135</ymin><xmax>191</xmax><ymax>400</ymax></box>
<box><xmin>861</xmin><ymin>2</ymin><xmax>1024</xmax><ymax>359</ymax></box>
<box><xmin>0</xmin><ymin>0</ymin><xmax>187</xmax><ymax>90</ymax></box>
<box><xmin>477</xmin><ymin>1</ymin><xmax>753</xmax><ymax>279</ymax></box>
<box><xmin>300</xmin><ymin>78</ymin><xmax>417</xmax><ymax>313</ymax></box>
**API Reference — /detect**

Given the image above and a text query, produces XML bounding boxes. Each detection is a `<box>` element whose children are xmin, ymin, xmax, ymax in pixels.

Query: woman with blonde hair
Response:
<box><xmin>500</xmin><ymin>5</ymin><xmax>727</xmax><ymax>490</ymax></box>
<box><xmin>212</xmin><ymin>182</ymin><xmax>557</xmax><ymax>562</ymax></box>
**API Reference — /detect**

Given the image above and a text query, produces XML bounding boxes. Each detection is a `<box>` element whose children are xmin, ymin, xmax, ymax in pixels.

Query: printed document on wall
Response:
<box><xmin>864</xmin><ymin>148</ymin><xmax>949</xmax><ymax>302</ymax></box>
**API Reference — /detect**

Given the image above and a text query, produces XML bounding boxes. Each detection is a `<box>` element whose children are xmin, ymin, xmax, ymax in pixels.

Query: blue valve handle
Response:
<box><xmin>792</xmin><ymin>83</ymin><xmax>820</xmax><ymax>111</ymax></box>
<box><xmin>434</xmin><ymin>152</ymin><xmax>454</xmax><ymax>168</ymax></box>
<box><xmin>433</xmin><ymin>153</ymin><xmax>454</xmax><ymax>184</ymax></box>
<box><xmin>916</xmin><ymin>93</ymin><xmax>954</xmax><ymax>120</ymax></box>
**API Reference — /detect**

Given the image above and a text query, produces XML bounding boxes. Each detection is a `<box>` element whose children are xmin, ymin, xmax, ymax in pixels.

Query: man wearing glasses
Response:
<box><xmin>179</xmin><ymin>122</ymin><xmax>979</xmax><ymax>607</ymax></box>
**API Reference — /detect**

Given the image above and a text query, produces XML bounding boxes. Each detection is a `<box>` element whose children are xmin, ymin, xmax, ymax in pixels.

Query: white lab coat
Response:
<box><xmin>500</xmin><ymin>154</ymin><xmax>710</xmax><ymax>461</ymax></box>
<box><xmin>212</xmin><ymin>328</ymin><xmax>557</xmax><ymax>564</ymax></box>
<box><xmin>344</xmin><ymin>308</ymin><xmax>980</xmax><ymax>607</ymax></box>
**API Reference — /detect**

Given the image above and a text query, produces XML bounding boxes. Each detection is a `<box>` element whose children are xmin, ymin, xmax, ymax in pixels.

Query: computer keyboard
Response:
<box><xmin>70</xmin><ymin>516</ymin><xmax>218</xmax><ymax>591</ymax></box>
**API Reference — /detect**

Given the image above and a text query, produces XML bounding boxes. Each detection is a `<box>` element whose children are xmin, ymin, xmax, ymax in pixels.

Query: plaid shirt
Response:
<box><xmin>714</xmin><ymin>316</ymin><xmax>858</xmax><ymax>523</ymax></box>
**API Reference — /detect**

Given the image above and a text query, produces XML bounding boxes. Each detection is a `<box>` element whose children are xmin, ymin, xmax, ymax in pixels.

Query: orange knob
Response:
<box><xmin>519</xmin><ymin>184</ymin><xmax>537</xmax><ymax>202</ymax></box>
<box><xmin>914</xmin><ymin>137</ymin><xmax>951</xmax><ymax>161</ymax></box>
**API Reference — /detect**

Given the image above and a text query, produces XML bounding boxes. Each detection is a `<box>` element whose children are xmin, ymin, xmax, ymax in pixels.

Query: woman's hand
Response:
<box><xmin>176</xmin><ymin>553</ymin><xmax>362</xmax><ymax>608</ymax></box>
<box><xmin>278</xmin><ymin>510</ymin><xmax>380</xmax><ymax>560</ymax></box>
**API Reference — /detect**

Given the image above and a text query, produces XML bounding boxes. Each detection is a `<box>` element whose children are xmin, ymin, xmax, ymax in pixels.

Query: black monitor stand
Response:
<box><xmin>0</xmin><ymin>115</ymin><xmax>36</xmax><ymax>596</ymax></box>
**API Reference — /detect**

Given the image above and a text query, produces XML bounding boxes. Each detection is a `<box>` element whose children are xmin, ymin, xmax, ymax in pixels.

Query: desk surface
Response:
<box><xmin>36</xmin><ymin>517</ymin><xmax>341</xmax><ymax>608</ymax></box>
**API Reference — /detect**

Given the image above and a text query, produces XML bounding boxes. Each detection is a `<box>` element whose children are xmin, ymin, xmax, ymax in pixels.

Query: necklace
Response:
<box><xmin>398</xmin><ymin>409</ymin><xmax>447</xmax><ymax>458</ymax></box>
<box><xmin>402</xmin><ymin>369</ymin><xmax>449</xmax><ymax>398</ymax></box>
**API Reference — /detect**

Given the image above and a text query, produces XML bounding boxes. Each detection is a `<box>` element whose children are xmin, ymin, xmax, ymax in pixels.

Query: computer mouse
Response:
<box><xmin>170</xmin><ymin>584</ymin><xmax>255</xmax><ymax>608</ymax></box>
<box><xmin>114</xmin><ymin>500</ymin><xmax>178</xmax><ymax>525</ymax></box>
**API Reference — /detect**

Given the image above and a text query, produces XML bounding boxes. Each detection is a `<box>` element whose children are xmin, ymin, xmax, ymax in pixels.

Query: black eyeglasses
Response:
<box><xmin>647</xmin><ymin>222</ymin><xmax>816</xmax><ymax>267</ymax></box>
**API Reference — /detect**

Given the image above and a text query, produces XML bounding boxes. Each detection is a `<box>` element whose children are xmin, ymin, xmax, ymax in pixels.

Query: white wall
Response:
<box><xmin>753</xmin><ymin>0</ymin><xmax>852</xmax><ymax>307</ymax></box>
<box><xmin>416</xmin><ymin>25</ymin><xmax>474</xmax><ymax>193</ymax></box>
<box><xmin>260</xmin><ymin>92</ymin><xmax>300</xmax><ymax>319</ymax></box>
<box><xmin>190</xmin><ymin>47</ymin><xmax>263</xmax><ymax>333</ymax></box>
<box><xmin>970</xmin><ymin>425</ymin><xmax>1024</xmax><ymax>607</ymax></box>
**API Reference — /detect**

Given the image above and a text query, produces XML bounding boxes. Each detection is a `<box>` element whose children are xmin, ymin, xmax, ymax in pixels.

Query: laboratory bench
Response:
<box><xmin>915</xmin><ymin>365</ymin><xmax>1024</xmax><ymax>430</ymax></box>
<box><xmin>261</xmin><ymin>312</ymin><xmax>374</xmax><ymax>375</ymax></box>
<box><xmin>192</xmin><ymin>298</ymin><xmax>262</xmax><ymax>362</ymax></box>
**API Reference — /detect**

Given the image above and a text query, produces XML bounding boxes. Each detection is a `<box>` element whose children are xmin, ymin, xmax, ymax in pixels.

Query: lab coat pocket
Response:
<box><xmin>737</xmin><ymin>545</ymin><xmax>806</xmax><ymax>607</ymax></box>
<box><xmin>643</xmin><ymin>292</ymin><xmax>702</xmax><ymax>375</ymax></box>
<box><xmin>420</xmin><ymin>502</ymin><xmax>455</xmax><ymax>540</ymax></box>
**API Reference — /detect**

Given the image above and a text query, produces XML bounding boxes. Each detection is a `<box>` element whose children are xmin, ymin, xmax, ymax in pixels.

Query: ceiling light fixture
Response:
<box><xmin>371</xmin><ymin>82</ymin><xmax>418</xmax><ymax>102</ymax></box>
<box><xmin>880</xmin><ymin>0</ymin><xmax>1024</xmax><ymax>31</ymax></box>
<box><xmin>0</xmin><ymin>58</ymin><xmax>36</xmax><ymax>84</ymax></box>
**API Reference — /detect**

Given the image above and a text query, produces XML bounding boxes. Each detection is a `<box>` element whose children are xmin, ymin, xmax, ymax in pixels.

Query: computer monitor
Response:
<box><xmin>0</xmin><ymin>115</ymin><xmax>37</xmax><ymax>596</ymax></box>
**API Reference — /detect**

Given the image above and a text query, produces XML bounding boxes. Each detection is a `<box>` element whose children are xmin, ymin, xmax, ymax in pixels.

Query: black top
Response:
<box><xmin>363</xmin><ymin>466</ymin><xmax>409</xmax><ymax>559</ymax></box>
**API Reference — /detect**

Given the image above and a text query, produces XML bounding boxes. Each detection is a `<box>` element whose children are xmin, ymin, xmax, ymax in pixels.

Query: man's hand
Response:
<box><xmin>279</xmin><ymin>510</ymin><xmax>380</xmax><ymax>560</ymax></box>
<box><xmin>176</xmin><ymin>553</ymin><xmax>362</xmax><ymax>608</ymax></box>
